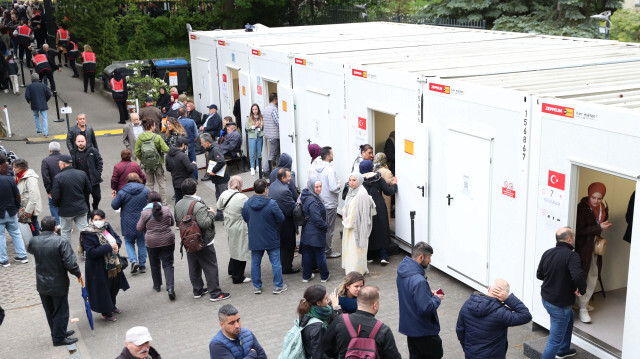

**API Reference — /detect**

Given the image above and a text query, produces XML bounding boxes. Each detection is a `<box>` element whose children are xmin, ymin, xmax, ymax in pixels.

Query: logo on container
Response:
<box><xmin>218</xmin><ymin>40</ymin><xmax>225</xmax><ymax>46</ymax></box>
<box><xmin>429</xmin><ymin>83</ymin><xmax>450</xmax><ymax>94</ymax></box>
<box><xmin>190</xmin><ymin>34</ymin><xmax>197</xmax><ymax>40</ymax></box>
<box><xmin>542</xmin><ymin>103</ymin><xmax>574</xmax><ymax>118</ymax></box>
<box><xmin>295</xmin><ymin>58</ymin><xmax>307</xmax><ymax>66</ymax></box>
<box><xmin>352</xmin><ymin>69</ymin><xmax>368</xmax><ymax>78</ymax></box>
<box><xmin>251</xmin><ymin>49</ymin><xmax>261</xmax><ymax>56</ymax></box>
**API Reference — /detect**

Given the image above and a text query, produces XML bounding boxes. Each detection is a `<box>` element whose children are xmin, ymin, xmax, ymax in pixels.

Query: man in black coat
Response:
<box><xmin>71</xmin><ymin>135</ymin><xmax>103</xmax><ymax>213</ymax></box>
<box><xmin>200</xmin><ymin>133</ymin><xmax>229</xmax><ymax>221</ymax></box>
<box><xmin>66</xmin><ymin>113</ymin><xmax>98</xmax><ymax>153</ymax></box>
<box><xmin>269</xmin><ymin>168</ymin><xmax>299</xmax><ymax>274</ymax></box>
<box><xmin>24</xmin><ymin>72</ymin><xmax>51</xmax><ymax>137</ymax></box>
<box><xmin>165</xmin><ymin>137</ymin><xmax>197</xmax><ymax>204</ymax></box>
<box><xmin>51</xmin><ymin>154</ymin><xmax>91</xmax><ymax>243</ymax></box>
<box><xmin>323</xmin><ymin>285</ymin><xmax>401</xmax><ymax>359</ymax></box>
<box><xmin>27</xmin><ymin>216</ymin><xmax>82</xmax><ymax>347</ymax></box>
<box><xmin>41</xmin><ymin>141</ymin><xmax>63</xmax><ymax>224</ymax></box>
<box><xmin>187</xmin><ymin>102</ymin><xmax>204</xmax><ymax>127</ymax></box>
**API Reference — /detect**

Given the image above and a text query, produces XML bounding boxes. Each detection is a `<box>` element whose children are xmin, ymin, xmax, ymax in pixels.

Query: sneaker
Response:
<box><xmin>3</xmin><ymin>89</ymin><xmax>8</xmax><ymax>93</ymax></box>
<box><xmin>555</xmin><ymin>348</ymin><xmax>577</xmax><ymax>358</ymax></box>
<box><xmin>112</xmin><ymin>307</ymin><xmax>122</xmax><ymax>314</ymax></box>
<box><xmin>321</xmin><ymin>274</ymin><xmax>330</xmax><ymax>283</ymax></box>
<box><xmin>0</xmin><ymin>260</ymin><xmax>10</xmax><ymax>267</ymax></box>
<box><xmin>193</xmin><ymin>288</ymin><xmax>209</xmax><ymax>299</ymax></box>
<box><xmin>250</xmin><ymin>168</ymin><xmax>255</xmax><ymax>175</ymax></box>
<box><xmin>302</xmin><ymin>273</ymin><xmax>315</xmax><ymax>283</ymax></box>
<box><xmin>273</xmin><ymin>284</ymin><xmax>288</xmax><ymax>294</ymax></box>
<box><xmin>327</xmin><ymin>251</ymin><xmax>341</xmax><ymax>258</ymax></box>
<box><xmin>253</xmin><ymin>287</ymin><xmax>262</xmax><ymax>294</ymax></box>
<box><xmin>242</xmin><ymin>277</ymin><xmax>251</xmax><ymax>283</ymax></box>
<box><xmin>101</xmin><ymin>314</ymin><xmax>117</xmax><ymax>322</ymax></box>
<box><xmin>14</xmin><ymin>256</ymin><xmax>28</xmax><ymax>264</ymax></box>
<box><xmin>210</xmin><ymin>292</ymin><xmax>231</xmax><ymax>302</ymax></box>
<box><xmin>381</xmin><ymin>259</ymin><xmax>389</xmax><ymax>265</ymax></box>
<box><xmin>130</xmin><ymin>263</ymin><xmax>139</xmax><ymax>274</ymax></box>
<box><xmin>572</xmin><ymin>304</ymin><xmax>594</xmax><ymax>312</ymax></box>
<box><xmin>367</xmin><ymin>259</ymin><xmax>373</xmax><ymax>263</ymax></box>
<box><xmin>139</xmin><ymin>266</ymin><xmax>146</xmax><ymax>273</ymax></box>
<box><xmin>579</xmin><ymin>309</ymin><xmax>591</xmax><ymax>323</ymax></box>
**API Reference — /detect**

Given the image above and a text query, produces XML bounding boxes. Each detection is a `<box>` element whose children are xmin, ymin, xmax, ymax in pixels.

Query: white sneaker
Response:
<box><xmin>321</xmin><ymin>274</ymin><xmax>330</xmax><ymax>283</ymax></box>
<box><xmin>302</xmin><ymin>273</ymin><xmax>315</xmax><ymax>283</ymax></box>
<box><xmin>250</xmin><ymin>168</ymin><xmax>255</xmax><ymax>175</ymax></box>
<box><xmin>242</xmin><ymin>277</ymin><xmax>251</xmax><ymax>283</ymax></box>
<box><xmin>579</xmin><ymin>309</ymin><xmax>591</xmax><ymax>323</ymax></box>
<box><xmin>573</xmin><ymin>304</ymin><xmax>594</xmax><ymax>312</ymax></box>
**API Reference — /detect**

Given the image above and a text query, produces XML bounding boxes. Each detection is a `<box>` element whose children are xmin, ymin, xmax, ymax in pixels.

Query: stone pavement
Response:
<box><xmin>1</xmin><ymin>100</ymin><xmax>547</xmax><ymax>358</ymax></box>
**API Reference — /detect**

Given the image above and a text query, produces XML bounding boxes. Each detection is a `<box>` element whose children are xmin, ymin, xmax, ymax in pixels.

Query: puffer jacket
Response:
<box><xmin>26</xmin><ymin>231</ymin><xmax>82</xmax><ymax>296</ymax></box>
<box><xmin>396</xmin><ymin>256</ymin><xmax>441</xmax><ymax>337</ymax></box>
<box><xmin>456</xmin><ymin>293</ymin><xmax>532</xmax><ymax>359</ymax></box>
<box><xmin>137</xmin><ymin>205</ymin><xmax>175</xmax><ymax>248</ymax></box>
<box><xmin>111</xmin><ymin>182</ymin><xmax>150</xmax><ymax>237</ymax></box>
<box><xmin>242</xmin><ymin>195</ymin><xmax>284</xmax><ymax>250</ymax></box>
<box><xmin>16</xmin><ymin>169</ymin><xmax>42</xmax><ymax>216</ymax></box>
<box><xmin>300</xmin><ymin>188</ymin><xmax>328</xmax><ymax>248</ymax></box>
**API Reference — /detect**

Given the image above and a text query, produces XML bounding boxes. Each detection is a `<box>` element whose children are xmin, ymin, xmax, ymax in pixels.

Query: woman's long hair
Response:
<box><xmin>338</xmin><ymin>271</ymin><xmax>365</xmax><ymax>297</ymax></box>
<box><xmin>147</xmin><ymin>191</ymin><xmax>163</xmax><ymax>220</ymax></box>
<box><xmin>166</xmin><ymin>117</ymin><xmax>186</xmax><ymax>136</ymax></box>
<box><xmin>297</xmin><ymin>285</ymin><xmax>327</xmax><ymax>317</ymax></box>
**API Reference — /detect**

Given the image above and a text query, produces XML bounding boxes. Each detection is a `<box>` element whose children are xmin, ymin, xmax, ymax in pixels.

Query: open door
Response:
<box><xmin>445</xmin><ymin>129</ymin><xmax>493</xmax><ymax>287</ymax></box>
<box><xmin>277</xmin><ymin>83</ymin><xmax>298</xmax><ymax>184</ymax></box>
<box><xmin>394</xmin><ymin>116</ymin><xmax>428</xmax><ymax>247</ymax></box>
<box><xmin>238</xmin><ymin>71</ymin><xmax>251</xmax><ymax>130</ymax></box>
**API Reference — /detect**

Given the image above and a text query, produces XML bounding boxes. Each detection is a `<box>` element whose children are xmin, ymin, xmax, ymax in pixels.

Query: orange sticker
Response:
<box><xmin>405</xmin><ymin>140</ymin><xmax>414</xmax><ymax>155</ymax></box>
<box><xmin>282</xmin><ymin>101</ymin><xmax>288</xmax><ymax>112</ymax></box>
<box><xmin>242</xmin><ymin>86</ymin><xmax>246</xmax><ymax>96</ymax></box>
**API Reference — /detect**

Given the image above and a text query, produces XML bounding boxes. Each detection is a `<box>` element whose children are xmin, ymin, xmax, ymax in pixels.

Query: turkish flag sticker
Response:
<box><xmin>358</xmin><ymin>117</ymin><xmax>366</xmax><ymax>130</ymax></box>
<box><xmin>548</xmin><ymin>170</ymin><xmax>565</xmax><ymax>191</ymax></box>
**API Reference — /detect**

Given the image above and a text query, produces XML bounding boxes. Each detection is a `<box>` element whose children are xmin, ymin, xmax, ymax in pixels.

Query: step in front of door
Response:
<box><xmin>523</xmin><ymin>336</ymin><xmax>600</xmax><ymax>359</ymax></box>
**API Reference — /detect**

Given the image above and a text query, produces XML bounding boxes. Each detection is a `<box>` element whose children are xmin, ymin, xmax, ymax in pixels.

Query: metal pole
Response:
<box><xmin>410</xmin><ymin>211</ymin><xmax>416</xmax><ymax>255</ymax></box>
<box><xmin>53</xmin><ymin>90</ymin><xmax>62</xmax><ymax>122</ymax></box>
<box><xmin>64</xmin><ymin>102</ymin><xmax>70</xmax><ymax>131</ymax></box>
<box><xmin>20</xmin><ymin>61</ymin><xmax>25</xmax><ymax>87</ymax></box>
<box><xmin>3</xmin><ymin>105</ymin><xmax>12</xmax><ymax>137</ymax></box>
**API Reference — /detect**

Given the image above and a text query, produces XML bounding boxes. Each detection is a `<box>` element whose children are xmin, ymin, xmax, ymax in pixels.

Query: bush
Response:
<box><xmin>126</xmin><ymin>62</ymin><xmax>168</xmax><ymax>104</ymax></box>
<box><xmin>610</xmin><ymin>9</ymin><xmax>640</xmax><ymax>42</ymax></box>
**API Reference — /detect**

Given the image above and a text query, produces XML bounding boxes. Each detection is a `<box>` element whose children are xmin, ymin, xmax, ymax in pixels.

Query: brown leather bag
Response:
<box><xmin>594</xmin><ymin>235</ymin><xmax>607</xmax><ymax>256</ymax></box>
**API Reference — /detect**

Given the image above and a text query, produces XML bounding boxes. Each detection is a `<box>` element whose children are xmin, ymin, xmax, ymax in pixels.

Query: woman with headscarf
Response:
<box><xmin>81</xmin><ymin>209</ymin><xmax>129</xmax><ymax>322</ymax></box>
<box><xmin>575</xmin><ymin>182</ymin><xmax>611</xmax><ymax>323</ymax></box>
<box><xmin>341</xmin><ymin>172</ymin><xmax>376</xmax><ymax>275</ymax></box>
<box><xmin>156</xmin><ymin>87</ymin><xmax>172</xmax><ymax>114</ymax></box>
<box><xmin>360</xmin><ymin>160</ymin><xmax>397</xmax><ymax>265</ymax></box>
<box><xmin>374</xmin><ymin>153</ymin><xmax>394</xmax><ymax>223</ymax></box>
<box><xmin>300</xmin><ymin>177</ymin><xmax>329</xmax><ymax>282</ymax></box>
<box><xmin>307</xmin><ymin>143</ymin><xmax>323</xmax><ymax>179</ymax></box>
<box><xmin>343</xmin><ymin>144</ymin><xmax>374</xmax><ymax>200</ymax></box>
<box><xmin>216</xmin><ymin>175</ymin><xmax>251</xmax><ymax>284</ymax></box>
<box><xmin>270</xmin><ymin>152</ymin><xmax>298</xmax><ymax>199</ymax></box>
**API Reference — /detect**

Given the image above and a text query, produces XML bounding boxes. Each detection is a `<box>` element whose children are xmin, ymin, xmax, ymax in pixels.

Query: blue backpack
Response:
<box><xmin>279</xmin><ymin>317</ymin><xmax>322</xmax><ymax>359</ymax></box>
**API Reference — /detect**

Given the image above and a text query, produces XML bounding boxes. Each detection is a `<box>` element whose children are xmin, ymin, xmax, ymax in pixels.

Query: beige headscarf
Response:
<box><xmin>344</xmin><ymin>172</ymin><xmax>376</xmax><ymax>248</ymax></box>
<box><xmin>229</xmin><ymin>175</ymin><xmax>243</xmax><ymax>191</ymax></box>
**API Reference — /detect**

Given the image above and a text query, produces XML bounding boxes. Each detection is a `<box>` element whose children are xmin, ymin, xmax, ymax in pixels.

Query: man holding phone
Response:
<box><xmin>396</xmin><ymin>242</ymin><xmax>444</xmax><ymax>359</ymax></box>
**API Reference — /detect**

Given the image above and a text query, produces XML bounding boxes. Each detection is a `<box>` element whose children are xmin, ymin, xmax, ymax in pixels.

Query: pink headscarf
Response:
<box><xmin>308</xmin><ymin>144</ymin><xmax>322</xmax><ymax>163</ymax></box>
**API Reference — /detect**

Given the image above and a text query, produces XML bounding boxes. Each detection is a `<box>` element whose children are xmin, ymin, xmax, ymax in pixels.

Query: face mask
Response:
<box><xmin>93</xmin><ymin>220</ymin><xmax>105</xmax><ymax>228</ymax></box>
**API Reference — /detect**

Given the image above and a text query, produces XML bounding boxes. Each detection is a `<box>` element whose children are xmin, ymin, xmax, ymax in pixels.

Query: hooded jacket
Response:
<box><xmin>135</xmin><ymin>131</ymin><xmax>169</xmax><ymax>166</ymax></box>
<box><xmin>269</xmin><ymin>153</ymin><xmax>298</xmax><ymax>198</ymax></box>
<box><xmin>16</xmin><ymin>168</ymin><xmax>42</xmax><ymax>216</ymax></box>
<box><xmin>396</xmin><ymin>256</ymin><xmax>441</xmax><ymax>337</ymax></box>
<box><xmin>111</xmin><ymin>182</ymin><xmax>150</xmax><ymax>237</ymax></box>
<box><xmin>165</xmin><ymin>146</ymin><xmax>197</xmax><ymax>188</ymax></box>
<box><xmin>242</xmin><ymin>194</ymin><xmax>284</xmax><ymax>250</ymax></box>
<box><xmin>310</xmin><ymin>160</ymin><xmax>341</xmax><ymax>209</ymax></box>
<box><xmin>456</xmin><ymin>293</ymin><xmax>532</xmax><ymax>359</ymax></box>
<box><xmin>300</xmin><ymin>188</ymin><xmax>328</xmax><ymax>248</ymax></box>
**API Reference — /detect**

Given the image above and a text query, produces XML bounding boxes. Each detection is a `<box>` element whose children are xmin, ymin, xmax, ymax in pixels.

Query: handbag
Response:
<box><xmin>594</xmin><ymin>235</ymin><xmax>607</xmax><ymax>256</ymax></box>
<box><xmin>118</xmin><ymin>254</ymin><xmax>129</xmax><ymax>270</ymax></box>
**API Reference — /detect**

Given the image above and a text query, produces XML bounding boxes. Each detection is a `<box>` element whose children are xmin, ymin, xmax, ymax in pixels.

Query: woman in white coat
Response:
<box><xmin>216</xmin><ymin>175</ymin><xmax>251</xmax><ymax>284</ymax></box>
<box><xmin>13</xmin><ymin>159</ymin><xmax>42</xmax><ymax>245</ymax></box>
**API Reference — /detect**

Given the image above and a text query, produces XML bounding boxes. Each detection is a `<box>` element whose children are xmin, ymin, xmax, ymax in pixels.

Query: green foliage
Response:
<box><xmin>126</xmin><ymin>62</ymin><xmax>168</xmax><ymax>104</ymax></box>
<box><xmin>127</xmin><ymin>20</ymin><xmax>150</xmax><ymax>60</ymax></box>
<box><xmin>493</xmin><ymin>13</ymin><xmax>599</xmax><ymax>37</ymax></box>
<box><xmin>610</xmin><ymin>9</ymin><xmax>640</xmax><ymax>43</ymax></box>
<box><xmin>100</xmin><ymin>18</ymin><xmax>120</xmax><ymax>73</ymax></box>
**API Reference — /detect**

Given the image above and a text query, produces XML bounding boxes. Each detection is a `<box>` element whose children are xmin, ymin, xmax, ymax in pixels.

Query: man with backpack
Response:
<box><xmin>323</xmin><ymin>285</ymin><xmax>401</xmax><ymax>359</ymax></box>
<box><xmin>174</xmin><ymin>178</ymin><xmax>230</xmax><ymax>302</ymax></box>
<box><xmin>135</xmin><ymin>118</ymin><xmax>169</xmax><ymax>205</ymax></box>
<box><xmin>209</xmin><ymin>304</ymin><xmax>267</xmax><ymax>359</ymax></box>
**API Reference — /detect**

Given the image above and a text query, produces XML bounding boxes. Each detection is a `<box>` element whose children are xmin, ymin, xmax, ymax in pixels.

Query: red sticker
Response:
<box><xmin>295</xmin><ymin>58</ymin><xmax>306</xmax><ymax>66</ymax></box>
<box><xmin>257</xmin><ymin>85</ymin><xmax>262</xmax><ymax>95</ymax></box>
<box><xmin>429</xmin><ymin>83</ymin><xmax>450</xmax><ymax>94</ymax></box>
<box><xmin>548</xmin><ymin>170</ymin><xmax>565</xmax><ymax>191</ymax></box>
<box><xmin>251</xmin><ymin>49</ymin><xmax>261</xmax><ymax>56</ymax></box>
<box><xmin>222</xmin><ymin>74</ymin><xmax>227</xmax><ymax>83</ymax></box>
<box><xmin>190</xmin><ymin>34</ymin><xmax>196</xmax><ymax>40</ymax></box>
<box><xmin>352</xmin><ymin>69</ymin><xmax>367</xmax><ymax>78</ymax></box>
<box><xmin>501</xmin><ymin>187</ymin><xmax>516</xmax><ymax>198</ymax></box>
<box><xmin>358</xmin><ymin>117</ymin><xmax>366</xmax><ymax>130</ymax></box>
<box><xmin>542</xmin><ymin>103</ymin><xmax>574</xmax><ymax>118</ymax></box>
<box><xmin>218</xmin><ymin>40</ymin><xmax>225</xmax><ymax>46</ymax></box>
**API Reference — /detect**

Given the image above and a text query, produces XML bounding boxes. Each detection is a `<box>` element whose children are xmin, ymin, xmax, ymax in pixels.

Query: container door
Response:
<box><xmin>445</xmin><ymin>129</ymin><xmax>493</xmax><ymax>287</ymax></box>
<box><xmin>277</xmin><ymin>83</ymin><xmax>298</xmax><ymax>182</ymax></box>
<box><xmin>394</xmin><ymin>117</ymin><xmax>428</xmax><ymax>245</ymax></box>
<box><xmin>195</xmin><ymin>57</ymin><xmax>213</xmax><ymax>107</ymax></box>
<box><xmin>238</xmin><ymin>71</ymin><xmax>251</xmax><ymax>130</ymax></box>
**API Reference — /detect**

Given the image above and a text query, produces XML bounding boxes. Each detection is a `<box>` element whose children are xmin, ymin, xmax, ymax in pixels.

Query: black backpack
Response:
<box><xmin>293</xmin><ymin>195</ymin><xmax>308</xmax><ymax>227</ymax></box>
<box><xmin>179</xmin><ymin>201</ymin><xmax>206</xmax><ymax>255</ymax></box>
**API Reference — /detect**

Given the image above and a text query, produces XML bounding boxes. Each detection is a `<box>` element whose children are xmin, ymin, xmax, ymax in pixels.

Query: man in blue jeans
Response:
<box><xmin>537</xmin><ymin>227</ymin><xmax>587</xmax><ymax>359</ymax></box>
<box><xmin>241</xmin><ymin>179</ymin><xmax>288</xmax><ymax>295</ymax></box>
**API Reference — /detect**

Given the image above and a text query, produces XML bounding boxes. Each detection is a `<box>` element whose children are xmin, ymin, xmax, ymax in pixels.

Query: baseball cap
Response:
<box><xmin>207</xmin><ymin>104</ymin><xmax>217</xmax><ymax>110</ymax></box>
<box><xmin>125</xmin><ymin>326</ymin><xmax>153</xmax><ymax>345</ymax></box>
<box><xmin>226</xmin><ymin>121</ymin><xmax>237</xmax><ymax>127</ymax></box>
<box><xmin>59</xmin><ymin>154</ymin><xmax>72</xmax><ymax>164</ymax></box>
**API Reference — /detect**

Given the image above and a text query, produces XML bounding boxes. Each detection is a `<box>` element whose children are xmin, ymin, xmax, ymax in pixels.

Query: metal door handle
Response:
<box><xmin>446</xmin><ymin>194</ymin><xmax>454</xmax><ymax>206</ymax></box>
<box><xmin>417</xmin><ymin>186</ymin><xmax>424</xmax><ymax>197</ymax></box>
<box><xmin>288</xmin><ymin>133</ymin><xmax>294</xmax><ymax>143</ymax></box>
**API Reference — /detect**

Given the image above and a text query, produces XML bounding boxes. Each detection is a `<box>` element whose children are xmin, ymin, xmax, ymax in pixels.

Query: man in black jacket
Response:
<box><xmin>269</xmin><ymin>168</ymin><xmax>299</xmax><ymax>274</ymax></box>
<box><xmin>165</xmin><ymin>137</ymin><xmax>197</xmax><ymax>204</ymax></box>
<box><xmin>51</xmin><ymin>154</ymin><xmax>91</xmax><ymax>243</ymax></box>
<box><xmin>66</xmin><ymin>113</ymin><xmax>98</xmax><ymax>153</ymax></box>
<box><xmin>187</xmin><ymin>102</ymin><xmax>204</xmax><ymax>127</ymax></box>
<box><xmin>323</xmin><ymin>285</ymin><xmax>401</xmax><ymax>359</ymax></box>
<box><xmin>200</xmin><ymin>133</ymin><xmax>229</xmax><ymax>221</ymax></box>
<box><xmin>220</xmin><ymin>122</ymin><xmax>241</xmax><ymax>157</ymax></box>
<box><xmin>40</xmin><ymin>141</ymin><xmax>63</xmax><ymax>224</ymax></box>
<box><xmin>537</xmin><ymin>227</ymin><xmax>587</xmax><ymax>359</ymax></box>
<box><xmin>71</xmin><ymin>135</ymin><xmax>103</xmax><ymax>213</ymax></box>
<box><xmin>201</xmin><ymin>104</ymin><xmax>222</xmax><ymax>140</ymax></box>
<box><xmin>27</xmin><ymin>216</ymin><xmax>82</xmax><ymax>347</ymax></box>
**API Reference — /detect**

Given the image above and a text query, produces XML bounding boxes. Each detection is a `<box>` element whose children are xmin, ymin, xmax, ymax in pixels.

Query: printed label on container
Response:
<box><xmin>542</xmin><ymin>103</ymin><xmax>574</xmax><ymax>118</ymax></box>
<box><xmin>218</xmin><ymin>40</ymin><xmax>225</xmax><ymax>46</ymax></box>
<box><xmin>548</xmin><ymin>170</ymin><xmax>566</xmax><ymax>191</ymax></box>
<box><xmin>251</xmin><ymin>49</ymin><xmax>261</xmax><ymax>56</ymax></box>
<box><xmin>405</xmin><ymin>140</ymin><xmax>414</xmax><ymax>155</ymax></box>
<box><xmin>295</xmin><ymin>58</ymin><xmax>306</xmax><ymax>66</ymax></box>
<box><xmin>429</xmin><ymin>83</ymin><xmax>450</xmax><ymax>94</ymax></box>
<box><xmin>352</xmin><ymin>69</ymin><xmax>367</xmax><ymax>78</ymax></box>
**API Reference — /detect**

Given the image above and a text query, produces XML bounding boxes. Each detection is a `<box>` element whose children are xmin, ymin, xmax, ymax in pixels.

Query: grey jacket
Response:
<box><xmin>174</xmin><ymin>195</ymin><xmax>216</xmax><ymax>243</ymax></box>
<box><xmin>27</xmin><ymin>231</ymin><xmax>82</xmax><ymax>296</ymax></box>
<box><xmin>262</xmin><ymin>102</ymin><xmax>279</xmax><ymax>140</ymax></box>
<box><xmin>309</xmin><ymin>160</ymin><xmax>341</xmax><ymax>209</ymax></box>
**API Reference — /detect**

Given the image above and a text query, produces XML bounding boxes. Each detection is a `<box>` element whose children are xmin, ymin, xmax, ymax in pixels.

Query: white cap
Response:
<box><xmin>125</xmin><ymin>326</ymin><xmax>153</xmax><ymax>345</ymax></box>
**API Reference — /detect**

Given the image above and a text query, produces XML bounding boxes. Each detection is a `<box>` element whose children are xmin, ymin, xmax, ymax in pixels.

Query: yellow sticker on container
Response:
<box><xmin>242</xmin><ymin>86</ymin><xmax>246</xmax><ymax>96</ymax></box>
<box><xmin>405</xmin><ymin>140</ymin><xmax>414</xmax><ymax>155</ymax></box>
<box><xmin>282</xmin><ymin>101</ymin><xmax>288</xmax><ymax>112</ymax></box>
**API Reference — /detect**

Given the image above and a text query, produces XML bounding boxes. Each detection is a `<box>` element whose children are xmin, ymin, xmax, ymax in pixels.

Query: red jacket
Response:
<box><xmin>110</xmin><ymin>160</ymin><xmax>146</xmax><ymax>191</ymax></box>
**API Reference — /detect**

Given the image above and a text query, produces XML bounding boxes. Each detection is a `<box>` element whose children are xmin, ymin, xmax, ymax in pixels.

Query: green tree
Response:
<box><xmin>127</xmin><ymin>20</ymin><xmax>149</xmax><ymax>60</ymax></box>
<box><xmin>610</xmin><ymin>9</ymin><xmax>640</xmax><ymax>42</ymax></box>
<box><xmin>100</xmin><ymin>18</ymin><xmax>120</xmax><ymax>72</ymax></box>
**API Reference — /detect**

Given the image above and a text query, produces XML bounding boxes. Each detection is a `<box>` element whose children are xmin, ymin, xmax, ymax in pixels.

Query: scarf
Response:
<box><xmin>306</xmin><ymin>177</ymin><xmax>322</xmax><ymax>200</ymax></box>
<box><xmin>308</xmin><ymin>305</ymin><xmax>332</xmax><ymax>329</ymax></box>
<box><xmin>308</xmin><ymin>144</ymin><xmax>322</xmax><ymax>163</ymax></box>
<box><xmin>84</xmin><ymin>225</ymin><xmax>121</xmax><ymax>279</ymax></box>
<box><xmin>588</xmin><ymin>182</ymin><xmax>607</xmax><ymax>223</ymax></box>
<box><xmin>229</xmin><ymin>175</ymin><xmax>243</xmax><ymax>191</ymax></box>
<box><xmin>14</xmin><ymin>168</ymin><xmax>26</xmax><ymax>184</ymax></box>
<box><xmin>373</xmin><ymin>153</ymin><xmax>387</xmax><ymax>171</ymax></box>
<box><xmin>344</xmin><ymin>172</ymin><xmax>376</xmax><ymax>248</ymax></box>
<box><xmin>359</xmin><ymin>160</ymin><xmax>373</xmax><ymax>174</ymax></box>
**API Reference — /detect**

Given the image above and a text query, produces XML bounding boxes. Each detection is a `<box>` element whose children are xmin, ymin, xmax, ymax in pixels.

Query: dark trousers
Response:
<box><xmin>408</xmin><ymin>335</ymin><xmax>443</xmax><ymax>359</ymax></box>
<box><xmin>301</xmin><ymin>244</ymin><xmax>329</xmax><ymax>280</ymax></box>
<box><xmin>40</xmin><ymin>293</ymin><xmax>69</xmax><ymax>343</ymax></box>
<box><xmin>228</xmin><ymin>258</ymin><xmax>247</xmax><ymax>284</ymax></box>
<box><xmin>69</xmin><ymin>59</ymin><xmax>78</xmax><ymax>75</ymax></box>
<box><xmin>174</xmin><ymin>187</ymin><xmax>184</xmax><ymax>205</ymax></box>
<box><xmin>101</xmin><ymin>277</ymin><xmax>120</xmax><ymax>316</ymax></box>
<box><xmin>147</xmin><ymin>244</ymin><xmax>175</xmax><ymax>291</ymax></box>
<box><xmin>39</xmin><ymin>70</ymin><xmax>56</xmax><ymax>91</ymax></box>
<box><xmin>186</xmin><ymin>244</ymin><xmax>221</xmax><ymax>298</ymax></box>
<box><xmin>89</xmin><ymin>184</ymin><xmax>101</xmax><ymax>212</ymax></box>
<box><xmin>31</xmin><ymin>215</ymin><xmax>41</xmax><ymax>236</ymax></box>
<box><xmin>280</xmin><ymin>244</ymin><xmax>295</xmax><ymax>273</ymax></box>
<box><xmin>188</xmin><ymin>147</ymin><xmax>198</xmax><ymax>179</ymax></box>
<box><xmin>83</xmin><ymin>73</ymin><xmax>95</xmax><ymax>92</ymax></box>
<box><xmin>115</xmin><ymin>100</ymin><xmax>128</xmax><ymax>123</ymax></box>
<box><xmin>18</xmin><ymin>45</ymin><xmax>31</xmax><ymax>66</ymax></box>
